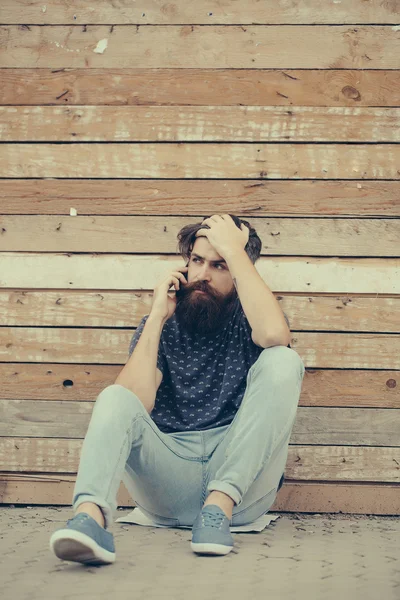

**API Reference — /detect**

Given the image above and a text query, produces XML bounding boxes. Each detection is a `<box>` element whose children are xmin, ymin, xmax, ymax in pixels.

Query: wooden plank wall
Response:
<box><xmin>0</xmin><ymin>1</ymin><xmax>399</xmax><ymax>515</ymax></box>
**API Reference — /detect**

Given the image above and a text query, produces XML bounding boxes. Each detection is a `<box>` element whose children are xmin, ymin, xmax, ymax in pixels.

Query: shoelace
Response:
<box><xmin>67</xmin><ymin>513</ymin><xmax>109</xmax><ymax>532</ymax></box>
<box><xmin>201</xmin><ymin>510</ymin><xmax>226</xmax><ymax>529</ymax></box>
<box><xmin>67</xmin><ymin>513</ymin><xmax>91</xmax><ymax>525</ymax></box>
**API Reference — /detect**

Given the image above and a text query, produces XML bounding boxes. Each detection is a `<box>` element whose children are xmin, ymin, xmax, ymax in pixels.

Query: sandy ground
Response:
<box><xmin>0</xmin><ymin>506</ymin><xmax>399</xmax><ymax>600</ymax></box>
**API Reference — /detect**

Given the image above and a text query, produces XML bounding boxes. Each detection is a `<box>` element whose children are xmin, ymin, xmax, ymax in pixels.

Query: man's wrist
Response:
<box><xmin>223</xmin><ymin>246</ymin><xmax>247</xmax><ymax>262</ymax></box>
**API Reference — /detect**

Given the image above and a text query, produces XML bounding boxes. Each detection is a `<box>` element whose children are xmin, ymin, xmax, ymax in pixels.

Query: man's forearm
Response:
<box><xmin>224</xmin><ymin>248</ymin><xmax>291</xmax><ymax>346</ymax></box>
<box><xmin>114</xmin><ymin>314</ymin><xmax>165</xmax><ymax>414</ymax></box>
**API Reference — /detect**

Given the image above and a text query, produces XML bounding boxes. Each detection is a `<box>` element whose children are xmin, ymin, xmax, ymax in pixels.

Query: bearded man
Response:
<box><xmin>50</xmin><ymin>214</ymin><xmax>305</xmax><ymax>564</ymax></box>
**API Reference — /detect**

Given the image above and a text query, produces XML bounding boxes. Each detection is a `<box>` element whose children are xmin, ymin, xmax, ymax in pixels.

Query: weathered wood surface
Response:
<box><xmin>0</xmin><ymin>327</ymin><xmax>399</xmax><ymax>369</ymax></box>
<box><xmin>1</xmin><ymin>26</ymin><xmax>399</xmax><ymax>69</ymax></box>
<box><xmin>2</xmin><ymin>106</ymin><xmax>399</xmax><ymax>142</ymax></box>
<box><xmin>1</xmin><ymin>180</ymin><xmax>399</xmax><ymax>216</ymax></box>
<box><xmin>2</xmin><ymin>0</ymin><xmax>399</xmax><ymax>24</ymax></box>
<box><xmin>0</xmin><ymin>253</ymin><xmax>398</xmax><ymax>293</ymax></box>
<box><xmin>1</xmin><ymin>215</ymin><xmax>399</xmax><ymax>256</ymax></box>
<box><xmin>1</xmin><ymin>143</ymin><xmax>400</xmax><ymax>178</ymax></box>
<box><xmin>0</xmin><ymin>1</ymin><xmax>399</xmax><ymax>517</ymax></box>
<box><xmin>0</xmin><ymin>291</ymin><xmax>398</xmax><ymax>332</ymax></box>
<box><xmin>0</xmin><ymin>363</ymin><xmax>398</xmax><ymax>409</ymax></box>
<box><xmin>1</xmin><ymin>438</ymin><xmax>399</xmax><ymax>482</ymax></box>
<box><xmin>1</xmin><ymin>476</ymin><xmax>398</xmax><ymax>515</ymax></box>
<box><xmin>2</xmin><ymin>69</ymin><xmax>399</xmax><ymax>107</ymax></box>
<box><xmin>1</xmin><ymin>400</ymin><xmax>399</xmax><ymax>446</ymax></box>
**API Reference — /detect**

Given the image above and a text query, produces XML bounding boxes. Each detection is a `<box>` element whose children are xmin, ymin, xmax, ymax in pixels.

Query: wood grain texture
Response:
<box><xmin>1</xmin><ymin>476</ymin><xmax>398</xmax><ymax>515</ymax></box>
<box><xmin>0</xmin><ymin>254</ymin><xmax>398</xmax><ymax>293</ymax></box>
<box><xmin>0</xmin><ymin>291</ymin><xmax>398</xmax><ymax>332</ymax></box>
<box><xmin>1</xmin><ymin>400</ymin><xmax>399</xmax><ymax>446</ymax></box>
<box><xmin>2</xmin><ymin>0</ymin><xmax>399</xmax><ymax>24</ymax></box>
<box><xmin>2</xmin><ymin>69</ymin><xmax>399</xmax><ymax>107</ymax></box>
<box><xmin>1</xmin><ymin>26</ymin><xmax>399</xmax><ymax>69</ymax></box>
<box><xmin>1</xmin><ymin>143</ymin><xmax>400</xmax><ymax>178</ymax></box>
<box><xmin>1</xmin><ymin>215</ymin><xmax>399</xmax><ymax>256</ymax></box>
<box><xmin>0</xmin><ymin>2</ymin><xmax>399</xmax><ymax>516</ymax></box>
<box><xmin>1</xmin><ymin>179</ymin><xmax>399</xmax><ymax>216</ymax></box>
<box><xmin>2</xmin><ymin>106</ymin><xmax>399</xmax><ymax>142</ymax></box>
<box><xmin>0</xmin><ymin>327</ymin><xmax>399</xmax><ymax>369</ymax></box>
<box><xmin>0</xmin><ymin>364</ymin><xmax>398</xmax><ymax>409</ymax></box>
<box><xmin>1</xmin><ymin>438</ymin><xmax>398</xmax><ymax>481</ymax></box>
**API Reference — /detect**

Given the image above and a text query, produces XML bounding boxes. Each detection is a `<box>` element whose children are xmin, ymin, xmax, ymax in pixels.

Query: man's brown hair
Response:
<box><xmin>176</xmin><ymin>214</ymin><xmax>262</xmax><ymax>265</ymax></box>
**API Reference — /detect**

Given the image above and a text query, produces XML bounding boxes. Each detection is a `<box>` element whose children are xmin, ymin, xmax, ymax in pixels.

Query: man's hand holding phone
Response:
<box><xmin>149</xmin><ymin>265</ymin><xmax>189</xmax><ymax>324</ymax></box>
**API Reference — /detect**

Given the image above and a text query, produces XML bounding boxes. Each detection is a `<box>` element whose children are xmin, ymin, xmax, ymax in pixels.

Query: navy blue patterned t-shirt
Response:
<box><xmin>128</xmin><ymin>298</ymin><xmax>290</xmax><ymax>434</ymax></box>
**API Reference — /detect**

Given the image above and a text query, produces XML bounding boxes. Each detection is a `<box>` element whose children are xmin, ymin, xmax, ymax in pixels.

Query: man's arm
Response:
<box><xmin>251</xmin><ymin>312</ymin><xmax>291</xmax><ymax>348</ymax></box>
<box><xmin>116</xmin><ymin>262</ymin><xmax>188</xmax><ymax>410</ymax></box>
<box><xmin>224</xmin><ymin>248</ymin><xmax>291</xmax><ymax>347</ymax></box>
<box><xmin>115</xmin><ymin>314</ymin><xmax>165</xmax><ymax>414</ymax></box>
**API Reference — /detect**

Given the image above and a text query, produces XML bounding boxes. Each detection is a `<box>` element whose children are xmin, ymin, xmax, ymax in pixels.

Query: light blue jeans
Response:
<box><xmin>72</xmin><ymin>346</ymin><xmax>305</xmax><ymax>530</ymax></box>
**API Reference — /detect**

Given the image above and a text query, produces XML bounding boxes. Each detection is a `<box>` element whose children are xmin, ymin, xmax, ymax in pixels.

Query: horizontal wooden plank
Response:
<box><xmin>0</xmin><ymin>254</ymin><xmax>398</xmax><ymax>293</ymax></box>
<box><xmin>1</xmin><ymin>475</ymin><xmax>398</xmax><ymax>515</ymax></box>
<box><xmin>1</xmin><ymin>179</ymin><xmax>399</xmax><ymax>217</ymax></box>
<box><xmin>1</xmin><ymin>400</ymin><xmax>398</xmax><ymax>446</ymax></box>
<box><xmin>1</xmin><ymin>215</ymin><xmax>399</xmax><ymax>256</ymax></box>
<box><xmin>2</xmin><ymin>69</ymin><xmax>400</xmax><ymax>107</ymax></box>
<box><xmin>0</xmin><ymin>328</ymin><xmax>399</xmax><ymax>369</ymax></box>
<box><xmin>1</xmin><ymin>291</ymin><xmax>398</xmax><ymax>334</ymax></box>
<box><xmin>1</xmin><ymin>26</ymin><xmax>399</xmax><ymax>69</ymax></box>
<box><xmin>2</xmin><ymin>1</ymin><xmax>399</xmax><ymax>25</ymax></box>
<box><xmin>0</xmin><ymin>364</ymin><xmax>398</xmax><ymax>409</ymax></box>
<box><xmin>2</xmin><ymin>106</ymin><xmax>400</xmax><ymax>142</ymax></box>
<box><xmin>1</xmin><ymin>439</ymin><xmax>398</xmax><ymax>481</ymax></box>
<box><xmin>0</xmin><ymin>290</ymin><xmax>155</xmax><ymax>328</ymax></box>
<box><xmin>1</xmin><ymin>143</ymin><xmax>400</xmax><ymax>179</ymax></box>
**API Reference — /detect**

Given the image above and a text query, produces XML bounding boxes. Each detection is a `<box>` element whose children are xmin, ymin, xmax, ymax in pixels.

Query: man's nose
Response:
<box><xmin>196</xmin><ymin>267</ymin><xmax>211</xmax><ymax>282</ymax></box>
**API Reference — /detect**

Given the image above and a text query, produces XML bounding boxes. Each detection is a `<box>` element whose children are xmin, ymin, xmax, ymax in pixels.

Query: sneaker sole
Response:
<box><xmin>191</xmin><ymin>541</ymin><xmax>233</xmax><ymax>555</ymax></box>
<box><xmin>50</xmin><ymin>529</ymin><xmax>116</xmax><ymax>565</ymax></box>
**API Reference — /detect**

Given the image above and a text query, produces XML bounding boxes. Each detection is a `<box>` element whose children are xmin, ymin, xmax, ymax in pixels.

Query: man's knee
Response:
<box><xmin>93</xmin><ymin>384</ymin><xmax>143</xmax><ymax>419</ymax></box>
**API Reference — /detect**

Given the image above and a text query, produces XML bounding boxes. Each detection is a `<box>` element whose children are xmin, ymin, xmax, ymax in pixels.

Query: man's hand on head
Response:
<box><xmin>195</xmin><ymin>214</ymin><xmax>250</xmax><ymax>259</ymax></box>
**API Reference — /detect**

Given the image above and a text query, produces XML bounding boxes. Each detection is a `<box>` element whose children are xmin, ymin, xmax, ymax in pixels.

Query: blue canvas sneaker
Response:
<box><xmin>191</xmin><ymin>504</ymin><xmax>234</xmax><ymax>555</ymax></box>
<box><xmin>49</xmin><ymin>512</ymin><xmax>116</xmax><ymax>565</ymax></box>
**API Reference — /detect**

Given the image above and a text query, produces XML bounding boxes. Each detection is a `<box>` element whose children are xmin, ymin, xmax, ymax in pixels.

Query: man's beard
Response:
<box><xmin>174</xmin><ymin>280</ymin><xmax>238</xmax><ymax>336</ymax></box>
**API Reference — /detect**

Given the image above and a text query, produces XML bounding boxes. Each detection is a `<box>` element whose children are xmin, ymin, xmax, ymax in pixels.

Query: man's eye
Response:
<box><xmin>192</xmin><ymin>258</ymin><xmax>223</xmax><ymax>269</ymax></box>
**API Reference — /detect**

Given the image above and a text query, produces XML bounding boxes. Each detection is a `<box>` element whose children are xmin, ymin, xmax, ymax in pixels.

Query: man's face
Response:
<box><xmin>174</xmin><ymin>237</ymin><xmax>238</xmax><ymax>335</ymax></box>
